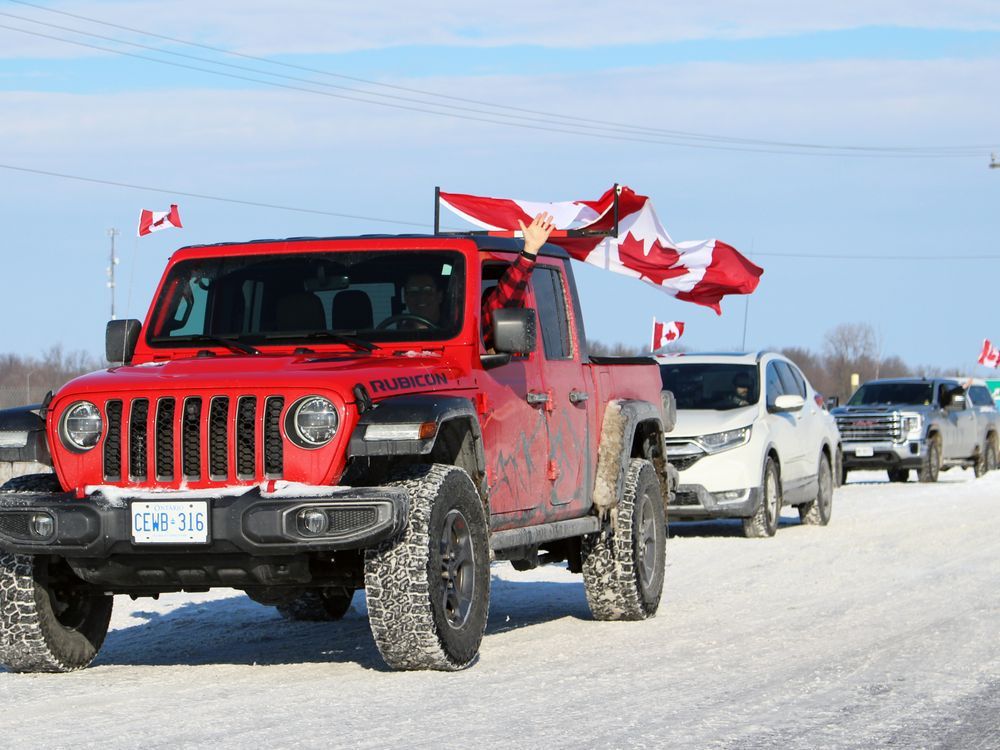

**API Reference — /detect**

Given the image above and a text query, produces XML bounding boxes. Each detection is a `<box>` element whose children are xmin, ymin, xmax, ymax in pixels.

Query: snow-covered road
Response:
<box><xmin>2</xmin><ymin>469</ymin><xmax>998</xmax><ymax>749</ymax></box>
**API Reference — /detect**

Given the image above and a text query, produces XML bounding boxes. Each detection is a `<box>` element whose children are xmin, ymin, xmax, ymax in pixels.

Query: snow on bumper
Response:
<box><xmin>0</xmin><ymin>482</ymin><xmax>408</xmax><ymax>557</ymax></box>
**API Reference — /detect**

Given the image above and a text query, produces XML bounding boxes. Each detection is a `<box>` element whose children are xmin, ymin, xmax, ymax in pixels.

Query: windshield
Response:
<box><xmin>659</xmin><ymin>363</ymin><xmax>760</xmax><ymax>410</ymax></box>
<box><xmin>147</xmin><ymin>250</ymin><xmax>465</xmax><ymax>347</ymax></box>
<box><xmin>847</xmin><ymin>382</ymin><xmax>933</xmax><ymax>406</ymax></box>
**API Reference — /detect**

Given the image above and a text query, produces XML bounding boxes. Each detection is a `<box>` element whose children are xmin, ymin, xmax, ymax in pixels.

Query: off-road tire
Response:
<box><xmin>276</xmin><ymin>587</ymin><xmax>354</xmax><ymax>621</ymax></box>
<box><xmin>364</xmin><ymin>464</ymin><xmax>489</xmax><ymax>671</ymax></box>
<box><xmin>918</xmin><ymin>436</ymin><xmax>941</xmax><ymax>483</ymax></box>
<box><xmin>0</xmin><ymin>473</ymin><xmax>113</xmax><ymax>673</ymax></box>
<box><xmin>887</xmin><ymin>468</ymin><xmax>909</xmax><ymax>483</ymax></box>
<box><xmin>743</xmin><ymin>458</ymin><xmax>781</xmax><ymax>538</ymax></box>
<box><xmin>799</xmin><ymin>453</ymin><xmax>834</xmax><ymax>525</ymax></box>
<box><xmin>581</xmin><ymin>459</ymin><xmax>666</xmax><ymax>621</ymax></box>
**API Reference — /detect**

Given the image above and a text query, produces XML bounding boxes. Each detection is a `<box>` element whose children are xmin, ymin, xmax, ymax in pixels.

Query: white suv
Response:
<box><xmin>657</xmin><ymin>352</ymin><xmax>842</xmax><ymax>538</ymax></box>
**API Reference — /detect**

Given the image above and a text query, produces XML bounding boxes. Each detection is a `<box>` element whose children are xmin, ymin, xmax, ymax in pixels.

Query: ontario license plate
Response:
<box><xmin>131</xmin><ymin>501</ymin><xmax>210</xmax><ymax>544</ymax></box>
<box><xmin>854</xmin><ymin>446</ymin><xmax>874</xmax><ymax>457</ymax></box>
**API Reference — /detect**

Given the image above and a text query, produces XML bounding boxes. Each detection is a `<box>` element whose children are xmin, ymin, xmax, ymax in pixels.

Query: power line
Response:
<box><xmin>2</xmin><ymin>3</ymin><xmax>995</xmax><ymax>158</ymax></box>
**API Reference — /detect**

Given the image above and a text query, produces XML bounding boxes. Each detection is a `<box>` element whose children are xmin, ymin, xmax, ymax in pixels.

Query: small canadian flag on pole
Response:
<box><xmin>978</xmin><ymin>338</ymin><xmax>1000</xmax><ymax>368</ymax></box>
<box><xmin>651</xmin><ymin>318</ymin><xmax>685</xmax><ymax>350</ymax></box>
<box><xmin>137</xmin><ymin>204</ymin><xmax>182</xmax><ymax>237</ymax></box>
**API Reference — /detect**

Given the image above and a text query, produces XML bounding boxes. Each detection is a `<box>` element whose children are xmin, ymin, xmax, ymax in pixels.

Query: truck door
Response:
<box><xmin>530</xmin><ymin>261</ymin><xmax>594</xmax><ymax>520</ymax></box>
<box><xmin>477</xmin><ymin>261</ymin><xmax>552</xmax><ymax>521</ymax></box>
<box><xmin>941</xmin><ymin>382</ymin><xmax>977</xmax><ymax>459</ymax></box>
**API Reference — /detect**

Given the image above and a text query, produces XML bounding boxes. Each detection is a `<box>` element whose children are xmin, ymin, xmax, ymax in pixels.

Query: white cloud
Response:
<box><xmin>0</xmin><ymin>0</ymin><xmax>998</xmax><ymax>59</ymax></box>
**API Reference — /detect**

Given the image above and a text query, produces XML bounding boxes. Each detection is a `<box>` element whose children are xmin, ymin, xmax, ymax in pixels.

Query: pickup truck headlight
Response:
<box><xmin>698</xmin><ymin>426</ymin><xmax>752</xmax><ymax>454</ymax></box>
<box><xmin>60</xmin><ymin>401</ymin><xmax>103</xmax><ymax>451</ymax></box>
<box><xmin>901</xmin><ymin>414</ymin><xmax>922</xmax><ymax>437</ymax></box>
<box><xmin>288</xmin><ymin>396</ymin><xmax>339</xmax><ymax>448</ymax></box>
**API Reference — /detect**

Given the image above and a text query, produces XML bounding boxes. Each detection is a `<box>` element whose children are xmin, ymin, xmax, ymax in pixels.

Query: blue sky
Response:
<box><xmin>1</xmin><ymin>1</ymin><xmax>999</xmax><ymax>374</ymax></box>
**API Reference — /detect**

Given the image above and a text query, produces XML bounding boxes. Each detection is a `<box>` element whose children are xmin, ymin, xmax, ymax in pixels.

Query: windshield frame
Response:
<box><xmin>143</xmin><ymin>248</ymin><xmax>468</xmax><ymax>351</ymax></box>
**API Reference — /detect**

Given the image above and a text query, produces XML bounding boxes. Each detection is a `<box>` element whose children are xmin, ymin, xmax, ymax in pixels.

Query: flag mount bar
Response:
<box><xmin>433</xmin><ymin>185</ymin><xmax>621</xmax><ymax>239</ymax></box>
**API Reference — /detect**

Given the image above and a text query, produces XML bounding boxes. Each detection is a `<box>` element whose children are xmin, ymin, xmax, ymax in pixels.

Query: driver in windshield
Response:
<box><xmin>401</xmin><ymin>273</ymin><xmax>443</xmax><ymax>329</ymax></box>
<box><xmin>730</xmin><ymin>372</ymin><xmax>752</xmax><ymax>406</ymax></box>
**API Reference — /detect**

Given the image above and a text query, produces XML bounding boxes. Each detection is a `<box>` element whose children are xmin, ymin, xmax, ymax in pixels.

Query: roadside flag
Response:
<box><xmin>978</xmin><ymin>339</ymin><xmax>1000</xmax><ymax>368</ymax></box>
<box><xmin>438</xmin><ymin>186</ymin><xmax>762</xmax><ymax>313</ymax></box>
<box><xmin>651</xmin><ymin>319</ymin><xmax>684</xmax><ymax>350</ymax></box>
<box><xmin>138</xmin><ymin>204</ymin><xmax>182</xmax><ymax>237</ymax></box>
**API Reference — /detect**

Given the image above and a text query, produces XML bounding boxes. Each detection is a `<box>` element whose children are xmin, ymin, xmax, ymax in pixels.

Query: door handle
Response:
<box><xmin>526</xmin><ymin>391</ymin><xmax>550</xmax><ymax>406</ymax></box>
<box><xmin>569</xmin><ymin>390</ymin><xmax>589</xmax><ymax>404</ymax></box>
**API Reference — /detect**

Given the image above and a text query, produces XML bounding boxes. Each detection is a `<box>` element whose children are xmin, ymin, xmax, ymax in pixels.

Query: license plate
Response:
<box><xmin>131</xmin><ymin>501</ymin><xmax>210</xmax><ymax>544</ymax></box>
<box><xmin>854</xmin><ymin>446</ymin><xmax>874</xmax><ymax>457</ymax></box>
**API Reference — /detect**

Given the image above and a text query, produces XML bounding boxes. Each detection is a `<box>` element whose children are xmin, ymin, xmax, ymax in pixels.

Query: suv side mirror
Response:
<box><xmin>492</xmin><ymin>308</ymin><xmax>536</xmax><ymax>355</ymax></box>
<box><xmin>106</xmin><ymin>319</ymin><xmax>142</xmax><ymax>364</ymax></box>
<box><xmin>772</xmin><ymin>394</ymin><xmax>805</xmax><ymax>413</ymax></box>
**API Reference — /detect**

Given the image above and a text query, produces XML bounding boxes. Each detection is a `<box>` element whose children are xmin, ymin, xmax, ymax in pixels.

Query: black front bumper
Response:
<box><xmin>0</xmin><ymin>486</ymin><xmax>408</xmax><ymax>558</ymax></box>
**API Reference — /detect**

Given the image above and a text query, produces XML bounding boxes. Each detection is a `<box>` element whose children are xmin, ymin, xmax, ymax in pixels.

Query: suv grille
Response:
<box><xmin>835</xmin><ymin>411</ymin><xmax>903</xmax><ymax>443</ymax></box>
<box><xmin>664</xmin><ymin>440</ymin><xmax>706</xmax><ymax>472</ymax></box>
<box><xmin>102</xmin><ymin>394</ymin><xmax>286</xmax><ymax>485</ymax></box>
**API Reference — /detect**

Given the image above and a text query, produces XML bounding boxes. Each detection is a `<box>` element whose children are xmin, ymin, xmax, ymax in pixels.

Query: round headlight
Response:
<box><xmin>62</xmin><ymin>401</ymin><xmax>103</xmax><ymax>451</ymax></box>
<box><xmin>292</xmin><ymin>396</ymin><xmax>339</xmax><ymax>447</ymax></box>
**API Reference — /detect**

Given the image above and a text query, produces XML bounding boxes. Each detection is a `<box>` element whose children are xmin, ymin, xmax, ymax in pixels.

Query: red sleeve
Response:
<box><xmin>481</xmin><ymin>253</ymin><xmax>537</xmax><ymax>347</ymax></box>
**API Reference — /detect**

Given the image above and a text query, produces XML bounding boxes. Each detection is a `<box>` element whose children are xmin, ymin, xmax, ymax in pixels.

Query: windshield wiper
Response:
<box><xmin>262</xmin><ymin>330</ymin><xmax>377</xmax><ymax>352</ymax></box>
<box><xmin>161</xmin><ymin>335</ymin><xmax>261</xmax><ymax>355</ymax></box>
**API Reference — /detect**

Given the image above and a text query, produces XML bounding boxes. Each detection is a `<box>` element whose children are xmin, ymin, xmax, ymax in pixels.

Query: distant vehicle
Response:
<box><xmin>832</xmin><ymin>377</ymin><xmax>1000</xmax><ymax>483</ymax></box>
<box><xmin>657</xmin><ymin>352</ymin><xmax>841</xmax><ymax>538</ymax></box>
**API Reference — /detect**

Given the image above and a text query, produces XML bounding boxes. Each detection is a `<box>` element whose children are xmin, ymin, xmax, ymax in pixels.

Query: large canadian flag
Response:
<box><xmin>978</xmin><ymin>339</ymin><xmax>1000</xmax><ymax>368</ymax></box>
<box><xmin>439</xmin><ymin>186</ymin><xmax>762</xmax><ymax>313</ymax></box>
<box><xmin>137</xmin><ymin>204</ymin><xmax>182</xmax><ymax>237</ymax></box>
<box><xmin>651</xmin><ymin>319</ymin><xmax>684</xmax><ymax>350</ymax></box>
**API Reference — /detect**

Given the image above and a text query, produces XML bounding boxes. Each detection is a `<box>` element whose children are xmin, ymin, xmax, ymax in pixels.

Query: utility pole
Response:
<box><xmin>107</xmin><ymin>228</ymin><xmax>120</xmax><ymax>319</ymax></box>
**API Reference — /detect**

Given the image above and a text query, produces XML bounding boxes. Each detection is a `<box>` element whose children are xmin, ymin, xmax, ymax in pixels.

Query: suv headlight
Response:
<box><xmin>287</xmin><ymin>396</ymin><xmax>339</xmax><ymax>448</ymax></box>
<box><xmin>901</xmin><ymin>413</ymin><xmax>922</xmax><ymax>437</ymax></box>
<box><xmin>60</xmin><ymin>401</ymin><xmax>103</xmax><ymax>451</ymax></box>
<box><xmin>698</xmin><ymin>426</ymin><xmax>752</xmax><ymax>454</ymax></box>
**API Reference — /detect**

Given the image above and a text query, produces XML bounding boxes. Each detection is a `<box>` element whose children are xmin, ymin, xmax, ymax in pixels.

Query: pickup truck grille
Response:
<box><xmin>102</xmin><ymin>395</ymin><xmax>285</xmax><ymax>484</ymax></box>
<box><xmin>835</xmin><ymin>412</ymin><xmax>902</xmax><ymax>443</ymax></box>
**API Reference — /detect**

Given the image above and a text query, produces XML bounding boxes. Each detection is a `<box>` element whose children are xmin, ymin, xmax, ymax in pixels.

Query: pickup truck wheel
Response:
<box><xmin>986</xmin><ymin>436</ymin><xmax>999</xmax><ymax>472</ymax></box>
<box><xmin>743</xmin><ymin>458</ymin><xmax>781</xmax><ymax>538</ymax></box>
<box><xmin>364</xmin><ymin>464</ymin><xmax>489</xmax><ymax>671</ymax></box>
<box><xmin>581</xmin><ymin>459</ymin><xmax>666</xmax><ymax>621</ymax></box>
<box><xmin>275</xmin><ymin>587</ymin><xmax>354</xmax><ymax>621</ymax></box>
<box><xmin>887</xmin><ymin>468</ymin><xmax>909</xmax><ymax>483</ymax></box>
<box><xmin>799</xmin><ymin>453</ymin><xmax>833</xmax><ymax>525</ymax></box>
<box><xmin>0</xmin><ymin>553</ymin><xmax>113</xmax><ymax>673</ymax></box>
<box><xmin>918</xmin><ymin>437</ymin><xmax>941</xmax><ymax>483</ymax></box>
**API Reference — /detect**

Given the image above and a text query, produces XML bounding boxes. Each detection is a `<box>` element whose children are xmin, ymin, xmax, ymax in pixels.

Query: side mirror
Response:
<box><xmin>492</xmin><ymin>308</ymin><xmax>536</xmax><ymax>355</ymax></box>
<box><xmin>106</xmin><ymin>319</ymin><xmax>142</xmax><ymax>364</ymax></box>
<box><xmin>772</xmin><ymin>394</ymin><xmax>805</xmax><ymax>413</ymax></box>
<box><xmin>824</xmin><ymin>396</ymin><xmax>840</xmax><ymax>409</ymax></box>
<box><xmin>948</xmin><ymin>393</ymin><xmax>967</xmax><ymax>409</ymax></box>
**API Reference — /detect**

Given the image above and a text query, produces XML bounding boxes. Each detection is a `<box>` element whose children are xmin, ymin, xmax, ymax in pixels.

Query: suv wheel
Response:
<box><xmin>743</xmin><ymin>458</ymin><xmax>780</xmax><ymax>538</ymax></box>
<box><xmin>918</xmin><ymin>436</ymin><xmax>941</xmax><ymax>483</ymax></box>
<box><xmin>799</xmin><ymin>453</ymin><xmax>833</xmax><ymax>525</ymax></box>
<box><xmin>581</xmin><ymin>459</ymin><xmax>666</xmax><ymax>621</ymax></box>
<box><xmin>276</xmin><ymin>587</ymin><xmax>354</xmax><ymax>621</ymax></box>
<box><xmin>364</xmin><ymin>464</ymin><xmax>489</xmax><ymax>671</ymax></box>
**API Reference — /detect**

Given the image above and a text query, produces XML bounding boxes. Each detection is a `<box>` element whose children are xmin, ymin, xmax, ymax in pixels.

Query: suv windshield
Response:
<box><xmin>848</xmin><ymin>382</ymin><xmax>933</xmax><ymax>406</ymax></box>
<box><xmin>659</xmin><ymin>363</ymin><xmax>760</xmax><ymax>410</ymax></box>
<box><xmin>147</xmin><ymin>250</ymin><xmax>465</xmax><ymax>347</ymax></box>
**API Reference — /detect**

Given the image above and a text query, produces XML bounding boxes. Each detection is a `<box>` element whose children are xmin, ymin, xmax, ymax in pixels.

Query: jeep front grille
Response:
<box><xmin>102</xmin><ymin>394</ymin><xmax>286</xmax><ymax>485</ymax></box>
<box><xmin>835</xmin><ymin>412</ymin><xmax>903</xmax><ymax>443</ymax></box>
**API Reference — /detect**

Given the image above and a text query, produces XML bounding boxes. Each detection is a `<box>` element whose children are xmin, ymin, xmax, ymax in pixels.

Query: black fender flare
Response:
<box><xmin>0</xmin><ymin>405</ymin><xmax>51</xmax><ymax>466</ymax></box>
<box><xmin>346</xmin><ymin>395</ymin><xmax>485</xmax><ymax>474</ymax></box>
<box><xmin>592</xmin><ymin>399</ymin><xmax>666</xmax><ymax>518</ymax></box>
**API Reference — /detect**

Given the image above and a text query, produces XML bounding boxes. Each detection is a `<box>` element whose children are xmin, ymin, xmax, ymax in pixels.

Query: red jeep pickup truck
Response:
<box><xmin>0</xmin><ymin>234</ymin><xmax>674</xmax><ymax>672</ymax></box>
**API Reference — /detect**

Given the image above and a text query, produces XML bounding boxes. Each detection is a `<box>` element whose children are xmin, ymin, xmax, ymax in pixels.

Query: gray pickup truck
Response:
<box><xmin>832</xmin><ymin>377</ymin><xmax>1000</xmax><ymax>483</ymax></box>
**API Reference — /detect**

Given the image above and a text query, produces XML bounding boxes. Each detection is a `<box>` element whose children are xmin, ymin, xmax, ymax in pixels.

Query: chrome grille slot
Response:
<box><xmin>209</xmin><ymin>397</ymin><xmax>230</xmax><ymax>481</ymax></box>
<box><xmin>236</xmin><ymin>397</ymin><xmax>257</xmax><ymax>479</ymax></box>
<box><xmin>103</xmin><ymin>400</ymin><xmax>123</xmax><ymax>481</ymax></box>
<box><xmin>128</xmin><ymin>399</ymin><xmax>149</xmax><ymax>481</ymax></box>
<box><xmin>155</xmin><ymin>398</ymin><xmax>175</xmax><ymax>481</ymax></box>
